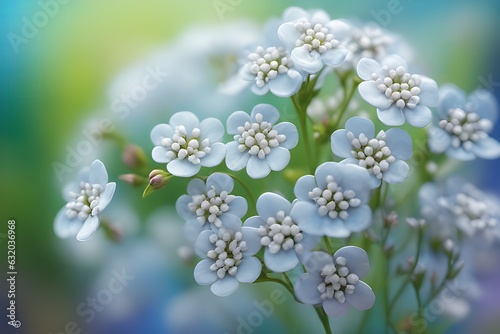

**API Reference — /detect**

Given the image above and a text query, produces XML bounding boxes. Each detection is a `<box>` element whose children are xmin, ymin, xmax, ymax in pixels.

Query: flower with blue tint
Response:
<box><xmin>54</xmin><ymin>160</ymin><xmax>116</xmax><ymax>241</ymax></box>
<box><xmin>295</xmin><ymin>248</ymin><xmax>375</xmax><ymax>316</ymax></box>
<box><xmin>357</xmin><ymin>54</ymin><xmax>438</xmax><ymax>127</ymax></box>
<box><xmin>243</xmin><ymin>192</ymin><xmax>319</xmax><ymax>272</ymax></box>
<box><xmin>291</xmin><ymin>162</ymin><xmax>373</xmax><ymax>238</ymax></box>
<box><xmin>193</xmin><ymin>216</ymin><xmax>262</xmax><ymax>297</ymax></box>
<box><xmin>277</xmin><ymin>7</ymin><xmax>350</xmax><ymax>74</ymax></box>
<box><xmin>331</xmin><ymin>117</ymin><xmax>412</xmax><ymax>188</ymax></box>
<box><xmin>226</xmin><ymin>104</ymin><xmax>298</xmax><ymax>179</ymax></box>
<box><xmin>240</xmin><ymin>46</ymin><xmax>304</xmax><ymax>97</ymax></box>
<box><xmin>176</xmin><ymin>173</ymin><xmax>248</xmax><ymax>234</ymax></box>
<box><xmin>150</xmin><ymin>112</ymin><xmax>226</xmax><ymax>177</ymax></box>
<box><xmin>428</xmin><ymin>84</ymin><xmax>500</xmax><ymax>160</ymax></box>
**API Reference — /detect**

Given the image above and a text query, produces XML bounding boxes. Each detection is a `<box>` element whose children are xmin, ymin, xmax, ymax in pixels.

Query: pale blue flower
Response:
<box><xmin>295</xmin><ymin>248</ymin><xmax>375</xmax><ymax>316</ymax></box>
<box><xmin>331</xmin><ymin>117</ymin><xmax>412</xmax><ymax>188</ymax></box>
<box><xmin>291</xmin><ymin>162</ymin><xmax>373</xmax><ymax>238</ymax></box>
<box><xmin>151</xmin><ymin>112</ymin><xmax>226</xmax><ymax>177</ymax></box>
<box><xmin>243</xmin><ymin>192</ymin><xmax>319</xmax><ymax>273</ymax></box>
<box><xmin>357</xmin><ymin>54</ymin><xmax>439</xmax><ymax>127</ymax></box>
<box><xmin>226</xmin><ymin>104</ymin><xmax>299</xmax><ymax>179</ymax></box>
<box><xmin>176</xmin><ymin>173</ymin><xmax>248</xmax><ymax>235</ymax></box>
<box><xmin>428</xmin><ymin>84</ymin><xmax>500</xmax><ymax>160</ymax></box>
<box><xmin>277</xmin><ymin>7</ymin><xmax>350</xmax><ymax>74</ymax></box>
<box><xmin>193</xmin><ymin>216</ymin><xmax>262</xmax><ymax>297</ymax></box>
<box><xmin>54</xmin><ymin>160</ymin><xmax>116</xmax><ymax>241</ymax></box>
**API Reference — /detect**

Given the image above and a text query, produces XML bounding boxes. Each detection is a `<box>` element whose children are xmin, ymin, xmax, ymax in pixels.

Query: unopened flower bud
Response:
<box><xmin>119</xmin><ymin>174</ymin><xmax>146</xmax><ymax>187</ymax></box>
<box><xmin>143</xmin><ymin>169</ymin><xmax>172</xmax><ymax>197</ymax></box>
<box><xmin>122</xmin><ymin>144</ymin><xmax>147</xmax><ymax>169</ymax></box>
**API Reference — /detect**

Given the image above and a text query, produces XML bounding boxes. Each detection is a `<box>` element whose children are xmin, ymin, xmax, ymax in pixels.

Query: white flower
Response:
<box><xmin>54</xmin><ymin>160</ymin><xmax>116</xmax><ymax>241</ymax></box>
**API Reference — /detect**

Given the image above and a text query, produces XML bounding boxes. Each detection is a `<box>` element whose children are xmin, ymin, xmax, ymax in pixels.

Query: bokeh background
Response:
<box><xmin>1</xmin><ymin>0</ymin><xmax>500</xmax><ymax>333</ymax></box>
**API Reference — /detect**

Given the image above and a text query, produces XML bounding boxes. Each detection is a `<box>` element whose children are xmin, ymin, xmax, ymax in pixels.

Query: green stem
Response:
<box><xmin>226</xmin><ymin>172</ymin><xmax>256</xmax><ymax>207</ymax></box>
<box><xmin>323</xmin><ymin>236</ymin><xmax>334</xmax><ymax>254</ymax></box>
<box><xmin>314</xmin><ymin>306</ymin><xmax>332</xmax><ymax>334</ymax></box>
<box><xmin>291</xmin><ymin>95</ymin><xmax>315</xmax><ymax>173</ymax></box>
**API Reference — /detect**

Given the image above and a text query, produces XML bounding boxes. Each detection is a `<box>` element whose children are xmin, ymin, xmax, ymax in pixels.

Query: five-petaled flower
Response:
<box><xmin>176</xmin><ymin>173</ymin><xmax>248</xmax><ymax>234</ymax></box>
<box><xmin>428</xmin><ymin>84</ymin><xmax>500</xmax><ymax>160</ymax></box>
<box><xmin>193</xmin><ymin>216</ymin><xmax>262</xmax><ymax>297</ymax></box>
<box><xmin>295</xmin><ymin>247</ymin><xmax>375</xmax><ymax>316</ymax></box>
<box><xmin>226</xmin><ymin>104</ymin><xmax>298</xmax><ymax>179</ymax></box>
<box><xmin>331</xmin><ymin>117</ymin><xmax>412</xmax><ymax>188</ymax></box>
<box><xmin>150</xmin><ymin>111</ymin><xmax>226</xmax><ymax>177</ymax></box>
<box><xmin>357</xmin><ymin>54</ymin><xmax>438</xmax><ymax>127</ymax></box>
<box><xmin>278</xmin><ymin>6</ymin><xmax>350</xmax><ymax>74</ymax></box>
<box><xmin>54</xmin><ymin>160</ymin><xmax>116</xmax><ymax>241</ymax></box>
<box><xmin>291</xmin><ymin>162</ymin><xmax>373</xmax><ymax>238</ymax></box>
<box><xmin>243</xmin><ymin>192</ymin><xmax>319</xmax><ymax>272</ymax></box>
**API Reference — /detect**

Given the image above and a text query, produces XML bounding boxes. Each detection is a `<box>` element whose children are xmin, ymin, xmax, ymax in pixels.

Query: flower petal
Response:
<box><xmin>384</xmin><ymin>160</ymin><xmax>409</xmax><ymax>183</ymax></box>
<box><xmin>97</xmin><ymin>182</ymin><xmax>115</xmax><ymax>212</ymax></box>
<box><xmin>257</xmin><ymin>192</ymin><xmax>292</xmax><ymax>218</ymax></box>
<box><xmin>199</xmin><ymin>117</ymin><xmax>225</xmax><ymax>143</ymax></box>
<box><xmin>268</xmin><ymin>71</ymin><xmax>303</xmax><ymax>97</ymax></box>
<box><xmin>273</xmin><ymin>122</ymin><xmax>299</xmax><ymax>149</ymax></box>
<box><xmin>194</xmin><ymin>258</ymin><xmax>218</xmax><ymax>285</ymax></box>
<box><xmin>428</xmin><ymin>127</ymin><xmax>451</xmax><ymax>154</ymax></box>
<box><xmin>418</xmin><ymin>76</ymin><xmax>439</xmax><ymax>107</ymax></box>
<box><xmin>187</xmin><ymin>178</ymin><xmax>206</xmax><ymax>196</ymax></box>
<box><xmin>264</xmin><ymin>249</ymin><xmax>299</xmax><ymax>272</ymax></box>
<box><xmin>169</xmin><ymin>111</ymin><xmax>200</xmax><ymax>135</ymax></box>
<box><xmin>167</xmin><ymin>159</ymin><xmax>201</xmax><ymax>177</ymax></box>
<box><xmin>294</xmin><ymin>273</ymin><xmax>323</xmax><ymax>305</ymax></box>
<box><xmin>404</xmin><ymin>105</ymin><xmax>432</xmax><ymax>128</ymax></box>
<box><xmin>358</xmin><ymin>81</ymin><xmax>392</xmax><ymax>110</ymax></box>
<box><xmin>446</xmin><ymin>147</ymin><xmax>476</xmax><ymax>161</ymax></box>
<box><xmin>323</xmin><ymin>218</ymin><xmax>351</xmax><ymax>238</ymax></box>
<box><xmin>341</xmin><ymin>206</ymin><xmax>372</xmax><ymax>233</ymax></box>
<box><xmin>219</xmin><ymin>214</ymin><xmax>242</xmax><ymax>231</ymax></box>
<box><xmin>211</xmin><ymin>276</ymin><xmax>239</xmax><ymax>297</ymax></box>
<box><xmin>176</xmin><ymin>194</ymin><xmax>195</xmax><ymax>221</ymax></box>
<box><xmin>323</xmin><ymin>297</ymin><xmax>351</xmax><ymax>316</ymax></box>
<box><xmin>294</xmin><ymin>175</ymin><xmax>317</xmax><ymax>201</ymax></box>
<box><xmin>291</xmin><ymin>201</ymin><xmax>322</xmax><ymax>235</ymax></box>
<box><xmin>152</xmin><ymin>146</ymin><xmax>172</xmax><ymax>163</ymax></box>
<box><xmin>334</xmin><ymin>246</ymin><xmax>370</xmax><ymax>278</ymax></box>
<box><xmin>283</xmin><ymin>6</ymin><xmax>310</xmax><ymax>22</ymax></box>
<box><xmin>267</xmin><ymin>147</ymin><xmax>291</xmax><ymax>171</ymax></box>
<box><xmin>472</xmin><ymin>137</ymin><xmax>500</xmax><ymax>159</ymax></box>
<box><xmin>76</xmin><ymin>216</ymin><xmax>100</xmax><ymax>241</ymax></box>
<box><xmin>77</xmin><ymin>166</ymin><xmax>90</xmax><ymax>183</ymax></box>
<box><xmin>246</xmin><ymin>155</ymin><xmax>271</xmax><ymax>179</ymax></box>
<box><xmin>380</xmin><ymin>54</ymin><xmax>407</xmax><ymax>69</ymax></box>
<box><xmin>346</xmin><ymin>281</ymin><xmax>376</xmax><ymax>310</ymax></box>
<box><xmin>226</xmin><ymin>141</ymin><xmax>250</xmax><ymax>171</ymax></box>
<box><xmin>242</xmin><ymin>226</ymin><xmax>262</xmax><ymax>256</ymax></box>
<box><xmin>345</xmin><ymin>116</ymin><xmax>375</xmax><ymax>138</ymax></box>
<box><xmin>310</xmin><ymin>9</ymin><xmax>331</xmax><ymax>25</ymax></box>
<box><xmin>200</xmin><ymin>142</ymin><xmax>226</xmax><ymax>167</ymax></box>
<box><xmin>331</xmin><ymin>129</ymin><xmax>353</xmax><ymax>158</ymax></box>
<box><xmin>325</xmin><ymin>19</ymin><xmax>351</xmax><ymax>41</ymax></box>
<box><xmin>321</xmin><ymin>47</ymin><xmax>348</xmax><ymax>67</ymax></box>
<box><xmin>251</xmin><ymin>84</ymin><xmax>270</xmax><ymax>96</ymax></box>
<box><xmin>235</xmin><ymin>256</ymin><xmax>261</xmax><ymax>283</ymax></box>
<box><xmin>227</xmin><ymin>111</ymin><xmax>251</xmax><ymax>135</ymax></box>
<box><xmin>251</xmin><ymin>104</ymin><xmax>280</xmax><ymax>125</ymax></box>
<box><xmin>194</xmin><ymin>230</ymin><xmax>215</xmax><ymax>257</ymax></box>
<box><xmin>278</xmin><ymin>22</ymin><xmax>301</xmax><ymax>50</ymax></box>
<box><xmin>385</xmin><ymin>128</ymin><xmax>413</xmax><ymax>160</ymax></box>
<box><xmin>291</xmin><ymin>48</ymin><xmax>323</xmax><ymax>74</ymax></box>
<box><xmin>54</xmin><ymin>207</ymin><xmax>80</xmax><ymax>238</ymax></box>
<box><xmin>437</xmin><ymin>84</ymin><xmax>466</xmax><ymax>119</ymax></box>
<box><xmin>89</xmin><ymin>160</ymin><xmax>108</xmax><ymax>186</ymax></box>
<box><xmin>302</xmin><ymin>251</ymin><xmax>334</xmax><ymax>273</ymax></box>
<box><xmin>243</xmin><ymin>216</ymin><xmax>265</xmax><ymax>229</ymax></box>
<box><xmin>469</xmin><ymin>89</ymin><xmax>498</xmax><ymax>123</ymax></box>
<box><xmin>377</xmin><ymin>104</ymin><xmax>405</xmax><ymax>126</ymax></box>
<box><xmin>150</xmin><ymin>123</ymin><xmax>173</xmax><ymax>146</ymax></box>
<box><xmin>357</xmin><ymin>58</ymin><xmax>381</xmax><ymax>81</ymax></box>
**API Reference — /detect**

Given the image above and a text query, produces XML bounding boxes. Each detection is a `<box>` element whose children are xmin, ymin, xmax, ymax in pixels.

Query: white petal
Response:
<box><xmin>357</xmin><ymin>58</ymin><xmax>381</xmax><ymax>81</ymax></box>
<box><xmin>199</xmin><ymin>118</ymin><xmax>225</xmax><ymax>143</ymax></box>
<box><xmin>246</xmin><ymin>155</ymin><xmax>271</xmax><ymax>179</ymax></box>
<box><xmin>167</xmin><ymin>159</ymin><xmax>201</xmax><ymax>177</ymax></box>
<box><xmin>89</xmin><ymin>160</ymin><xmax>108</xmax><ymax>186</ymax></box>
<box><xmin>291</xmin><ymin>48</ymin><xmax>323</xmax><ymax>74</ymax></box>
<box><xmin>225</xmin><ymin>141</ymin><xmax>250</xmax><ymax>171</ymax></box>
<box><xmin>404</xmin><ymin>105</ymin><xmax>432</xmax><ymax>128</ymax></box>
<box><xmin>358</xmin><ymin>81</ymin><xmax>392</xmax><ymax>110</ymax></box>
<box><xmin>200</xmin><ymin>143</ymin><xmax>226</xmax><ymax>168</ymax></box>
<box><xmin>76</xmin><ymin>216</ymin><xmax>101</xmax><ymax>241</ymax></box>
<box><xmin>377</xmin><ymin>105</ymin><xmax>405</xmax><ymax>126</ymax></box>
<box><xmin>150</xmin><ymin>123</ymin><xmax>173</xmax><ymax>146</ymax></box>
<box><xmin>267</xmin><ymin>147</ymin><xmax>291</xmax><ymax>171</ymax></box>
<box><xmin>97</xmin><ymin>182</ymin><xmax>116</xmax><ymax>212</ymax></box>
<box><xmin>226</xmin><ymin>111</ymin><xmax>251</xmax><ymax>135</ymax></box>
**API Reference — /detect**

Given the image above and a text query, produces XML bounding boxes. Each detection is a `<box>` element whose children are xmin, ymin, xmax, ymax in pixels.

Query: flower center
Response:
<box><xmin>294</xmin><ymin>21</ymin><xmax>339</xmax><ymax>53</ymax></box>
<box><xmin>348</xmin><ymin>26</ymin><xmax>391</xmax><ymax>60</ymax></box>
<box><xmin>373</xmin><ymin>65</ymin><xmax>422</xmax><ymax>109</ymax></box>
<box><xmin>207</xmin><ymin>228</ymin><xmax>247</xmax><ymax>279</ymax></box>
<box><xmin>247</xmin><ymin>46</ymin><xmax>293</xmax><ymax>87</ymax></box>
<box><xmin>235</xmin><ymin>113</ymin><xmax>286</xmax><ymax>159</ymax></box>
<box><xmin>161</xmin><ymin>126</ymin><xmax>211</xmax><ymax>165</ymax></box>
<box><xmin>257</xmin><ymin>210</ymin><xmax>304</xmax><ymax>255</ymax></box>
<box><xmin>317</xmin><ymin>256</ymin><xmax>358</xmax><ymax>303</ymax></box>
<box><xmin>453</xmin><ymin>193</ymin><xmax>497</xmax><ymax>231</ymax></box>
<box><xmin>439</xmin><ymin>108</ymin><xmax>492</xmax><ymax>151</ymax></box>
<box><xmin>65</xmin><ymin>182</ymin><xmax>103</xmax><ymax>221</ymax></box>
<box><xmin>187</xmin><ymin>187</ymin><xmax>235</xmax><ymax>228</ymax></box>
<box><xmin>308</xmin><ymin>175</ymin><xmax>361</xmax><ymax>219</ymax></box>
<box><xmin>347</xmin><ymin>130</ymin><xmax>396</xmax><ymax>179</ymax></box>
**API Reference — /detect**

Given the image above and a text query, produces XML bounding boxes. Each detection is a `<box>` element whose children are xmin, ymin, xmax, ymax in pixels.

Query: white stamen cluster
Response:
<box><xmin>66</xmin><ymin>182</ymin><xmax>103</xmax><ymax>221</ymax></box>
<box><xmin>453</xmin><ymin>193</ymin><xmax>497</xmax><ymax>232</ymax></box>
<box><xmin>348</xmin><ymin>26</ymin><xmax>391</xmax><ymax>60</ymax></box>
<box><xmin>372</xmin><ymin>65</ymin><xmax>422</xmax><ymax>109</ymax></box>
<box><xmin>161</xmin><ymin>126</ymin><xmax>210</xmax><ymax>165</ymax></box>
<box><xmin>308</xmin><ymin>175</ymin><xmax>361</xmax><ymax>219</ymax></box>
<box><xmin>317</xmin><ymin>256</ymin><xmax>358</xmax><ymax>303</ymax></box>
<box><xmin>439</xmin><ymin>108</ymin><xmax>492</xmax><ymax>151</ymax></box>
<box><xmin>295</xmin><ymin>21</ymin><xmax>339</xmax><ymax>53</ymax></box>
<box><xmin>247</xmin><ymin>46</ymin><xmax>293</xmax><ymax>87</ymax></box>
<box><xmin>188</xmin><ymin>187</ymin><xmax>235</xmax><ymax>228</ymax></box>
<box><xmin>207</xmin><ymin>228</ymin><xmax>247</xmax><ymax>279</ymax></box>
<box><xmin>347</xmin><ymin>130</ymin><xmax>396</xmax><ymax>179</ymax></box>
<box><xmin>257</xmin><ymin>210</ymin><xmax>304</xmax><ymax>255</ymax></box>
<box><xmin>235</xmin><ymin>113</ymin><xmax>286</xmax><ymax>159</ymax></box>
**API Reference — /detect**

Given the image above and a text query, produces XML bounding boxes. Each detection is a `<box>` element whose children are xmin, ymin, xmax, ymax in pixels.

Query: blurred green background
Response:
<box><xmin>1</xmin><ymin>0</ymin><xmax>500</xmax><ymax>333</ymax></box>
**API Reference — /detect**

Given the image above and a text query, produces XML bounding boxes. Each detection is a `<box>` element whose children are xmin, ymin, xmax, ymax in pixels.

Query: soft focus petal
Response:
<box><xmin>219</xmin><ymin>214</ymin><xmax>242</xmax><ymax>231</ymax></box>
<box><xmin>303</xmin><ymin>251</ymin><xmax>334</xmax><ymax>273</ymax></box>
<box><xmin>76</xmin><ymin>216</ymin><xmax>100</xmax><ymax>241</ymax></box>
<box><xmin>227</xmin><ymin>111</ymin><xmax>251</xmax><ymax>135</ymax></box>
<box><xmin>247</xmin><ymin>155</ymin><xmax>271</xmax><ymax>179</ymax></box>
<box><xmin>235</xmin><ymin>256</ymin><xmax>261</xmax><ymax>283</ymax></box>
<box><xmin>357</xmin><ymin>58</ymin><xmax>381</xmax><ymax>81</ymax></box>
<box><xmin>334</xmin><ymin>246</ymin><xmax>370</xmax><ymax>278</ymax></box>
<box><xmin>446</xmin><ymin>147</ymin><xmax>476</xmax><ymax>161</ymax></box>
<box><xmin>469</xmin><ymin>89</ymin><xmax>498</xmax><ymax>123</ymax></box>
<box><xmin>437</xmin><ymin>84</ymin><xmax>466</xmax><ymax>119</ymax></box>
<box><xmin>323</xmin><ymin>298</ymin><xmax>350</xmax><ymax>316</ymax></box>
<box><xmin>428</xmin><ymin>128</ymin><xmax>451</xmax><ymax>154</ymax></box>
<box><xmin>325</xmin><ymin>19</ymin><xmax>351</xmax><ymax>41</ymax></box>
<box><xmin>283</xmin><ymin>6</ymin><xmax>310</xmax><ymax>22</ymax></box>
<box><xmin>199</xmin><ymin>118</ymin><xmax>225</xmax><ymax>142</ymax></box>
<box><xmin>346</xmin><ymin>281</ymin><xmax>376</xmax><ymax>310</ymax></box>
<box><xmin>242</xmin><ymin>226</ymin><xmax>262</xmax><ymax>256</ymax></box>
<box><xmin>211</xmin><ymin>276</ymin><xmax>239</xmax><ymax>297</ymax></box>
<box><xmin>268</xmin><ymin>71</ymin><xmax>303</xmax><ymax>97</ymax></box>
<box><xmin>176</xmin><ymin>195</ymin><xmax>195</xmax><ymax>221</ymax></box>
<box><xmin>150</xmin><ymin>123</ymin><xmax>173</xmax><ymax>146</ymax></box>
<box><xmin>167</xmin><ymin>159</ymin><xmax>201</xmax><ymax>177</ymax></box>
<box><xmin>291</xmin><ymin>202</ymin><xmax>322</xmax><ymax>235</ymax></box>
<box><xmin>169</xmin><ymin>111</ymin><xmax>200</xmax><ymax>134</ymax></box>
<box><xmin>323</xmin><ymin>218</ymin><xmax>351</xmax><ymax>238</ymax></box>
<box><xmin>380</xmin><ymin>54</ymin><xmax>407</xmax><ymax>69</ymax></box>
<box><xmin>264</xmin><ymin>249</ymin><xmax>299</xmax><ymax>272</ymax></box>
<box><xmin>377</xmin><ymin>104</ymin><xmax>405</xmax><ymax>126</ymax></box>
<box><xmin>152</xmin><ymin>146</ymin><xmax>172</xmax><ymax>163</ymax></box>
<box><xmin>310</xmin><ymin>9</ymin><xmax>330</xmax><ymax>25</ymax></box>
<box><xmin>278</xmin><ymin>22</ymin><xmax>301</xmax><ymax>50</ymax></box>
<box><xmin>418</xmin><ymin>76</ymin><xmax>439</xmax><ymax>107</ymax></box>
<box><xmin>251</xmin><ymin>84</ymin><xmax>270</xmax><ymax>96</ymax></box>
<box><xmin>251</xmin><ymin>104</ymin><xmax>280</xmax><ymax>125</ymax></box>
<box><xmin>226</xmin><ymin>141</ymin><xmax>250</xmax><ymax>171</ymax></box>
<box><xmin>257</xmin><ymin>192</ymin><xmax>292</xmax><ymax>219</ymax></box>
<box><xmin>267</xmin><ymin>147</ymin><xmax>291</xmax><ymax>171</ymax></box>
<box><xmin>54</xmin><ymin>207</ymin><xmax>80</xmax><ymax>238</ymax></box>
<box><xmin>187</xmin><ymin>178</ymin><xmax>206</xmax><ymax>196</ymax></box>
<box><xmin>97</xmin><ymin>182</ymin><xmax>115</xmax><ymax>212</ymax></box>
<box><xmin>341</xmin><ymin>206</ymin><xmax>372</xmax><ymax>233</ymax></box>
<box><xmin>384</xmin><ymin>160</ymin><xmax>409</xmax><ymax>183</ymax></box>
<box><xmin>194</xmin><ymin>230</ymin><xmax>215</xmax><ymax>258</ymax></box>
<box><xmin>227</xmin><ymin>197</ymin><xmax>248</xmax><ymax>218</ymax></box>
<box><xmin>358</xmin><ymin>81</ymin><xmax>392</xmax><ymax>110</ymax></box>
<box><xmin>294</xmin><ymin>175</ymin><xmax>316</xmax><ymax>201</ymax></box>
<box><xmin>321</xmin><ymin>46</ymin><xmax>348</xmax><ymax>67</ymax></box>
<box><xmin>77</xmin><ymin>166</ymin><xmax>90</xmax><ymax>183</ymax></box>
<box><xmin>243</xmin><ymin>216</ymin><xmax>265</xmax><ymax>229</ymax></box>
<box><xmin>194</xmin><ymin>259</ymin><xmax>218</xmax><ymax>285</ymax></box>
<box><xmin>200</xmin><ymin>142</ymin><xmax>226</xmax><ymax>167</ymax></box>
<box><xmin>273</xmin><ymin>122</ymin><xmax>299</xmax><ymax>149</ymax></box>
<box><xmin>385</xmin><ymin>128</ymin><xmax>413</xmax><ymax>160</ymax></box>
<box><xmin>89</xmin><ymin>160</ymin><xmax>108</xmax><ymax>186</ymax></box>
<box><xmin>472</xmin><ymin>137</ymin><xmax>500</xmax><ymax>159</ymax></box>
<box><xmin>291</xmin><ymin>48</ymin><xmax>323</xmax><ymax>74</ymax></box>
<box><xmin>345</xmin><ymin>117</ymin><xmax>375</xmax><ymax>138</ymax></box>
<box><xmin>404</xmin><ymin>105</ymin><xmax>432</xmax><ymax>128</ymax></box>
<box><xmin>331</xmin><ymin>129</ymin><xmax>353</xmax><ymax>158</ymax></box>
<box><xmin>294</xmin><ymin>274</ymin><xmax>323</xmax><ymax>304</ymax></box>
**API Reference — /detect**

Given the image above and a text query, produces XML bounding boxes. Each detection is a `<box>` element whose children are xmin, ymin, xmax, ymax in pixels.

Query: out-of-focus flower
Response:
<box><xmin>428</xmin><ymin>84</ymin><xmax>500</xmax><ymax>160</ymax></box>
<box><xmin>357</xmin><ymin>54</ymin><xmax>438</xmax><ymax>127</ymax></box>
<box><xmin>226</xmin><ymin>104</ymin><xmax>298</xmax><ymax>179</ymax></box>
<box><xmin>150</xmin><ymin>112</ymin><xmax>226</xmax><ymax>177</ymax></box>
<box><xmin>176</xmin><ymin>173</ymin><xmax>248</xmax><ymax>234</ymax></box>
<box><xmin>193</xmin><ymin>217</ymin><xmax>261</xmax><ymax>297</ymax></box>
<box><xmin>331</xmin><ymin>117</ymin><xmax>412</xmax><ymax>188</ymax></box>
<box><xmin>295</xmin><ymin>248</ymin><xmax>375</xmax><ymax>316</ymax></box>
<box><xmin>243</xmin><ymin>192</ymin><xmax>319</xmax><ymax>272</ymax></box>
<box><xmin>54</xmin><ymin>160</ymin><xmax>116</xmax><ymax>241</ymax></box>
<box><xmin>291</xmin><ymin>162</ymin><xmax>373</xmax><ymax>238</ymax></box>
<box><xmin>278</xmin><ymin>6</ymin><xmax>350</xmax><ymax>74</ymax></box>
